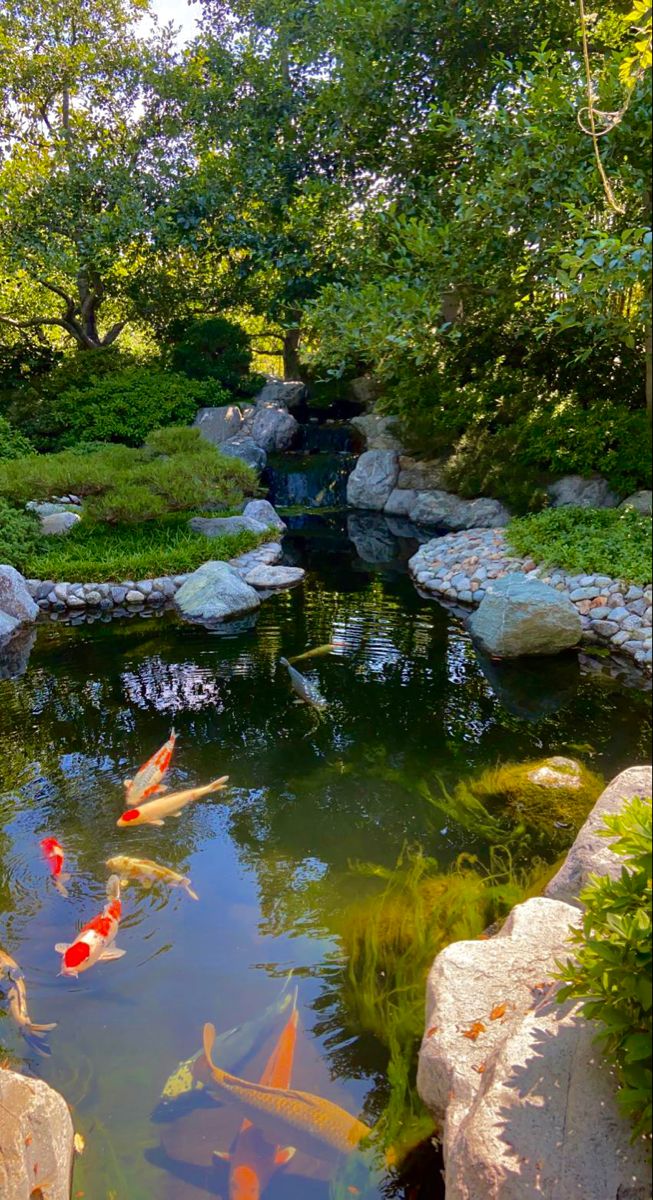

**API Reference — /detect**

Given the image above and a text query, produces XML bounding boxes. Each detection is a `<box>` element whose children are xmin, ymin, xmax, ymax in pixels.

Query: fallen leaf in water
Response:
<box><xmin>462</xmin><ymin>1021</ymin><xmax>486</xmax><ymax>1041</ymax></box>
<box><xmin>473</xmin><ymin>1062</ymin><xmax>486</xmax><ymax>1074</ymax></box>
<box><xmin>427</xmin><ymin>1025</ymin><xmax>439</xmax><ymax>1037</ymax></box>
<box><xmin>490</xmin><ymin>1003</ymin><xmax>507</xmax><ymax>1021</ymax></box>
<box><xmin>73</xmin><ymin>1132</ymin><xmax>85</xmax><ymax>1155</ymax></box>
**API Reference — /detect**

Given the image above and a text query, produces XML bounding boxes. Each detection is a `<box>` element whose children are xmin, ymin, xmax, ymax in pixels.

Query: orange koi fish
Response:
<box><xmin>214</xmin><ymin>992</ymin><xmax>300</xmax><ymax>1200</ymax></box>
<box><xmin>125</xmin><ymin>728</ymin><xmax>177</xmax><ymax>807</ymax></box>
<box><xmin>55</xmin><ymin>876</ymin><xmax>126</xmax><ymax>977</ymax></box>
<box><xmin>40</xmin><ymin>837</ymin><xmax>71</xmax><ymax>898</ymax></box>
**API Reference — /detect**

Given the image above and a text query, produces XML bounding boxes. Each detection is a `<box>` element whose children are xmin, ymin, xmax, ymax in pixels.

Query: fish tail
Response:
<box><xmin>184</xmin><ymin>880</ymin><xmax>199</xmax><ymax>901</ymax></box>
<box><xmin>206</xmin><ymin>776</ymin><xmax>229</xmax><ymax>795</ymax></box>
<box><xmin>170</xmin><ymin>727</ymin><xmax>177</xmax><ymax>739</ymax></box>
<box><xmin>24</xmin><ymin>1020</ymin><xmax>57</xmax><ymax>1034</ymax></box>
<box><xmin>279</xmin><ymin>657</ymin><xmax>289</xmax><ymax>668</ymax></box>
<box><xmin>59</xmin><ymin>872</ymin><xmax>71</xmax><ymax>883</ymax></box>
<box><xmin>106</xmin><ymin>874</ymin><xmax>121</xmax><ymax>901</ymax></box>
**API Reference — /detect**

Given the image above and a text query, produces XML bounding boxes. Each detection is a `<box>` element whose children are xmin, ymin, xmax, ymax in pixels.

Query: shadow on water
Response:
<box><xmin>0</xmin><ymin>515</ymin><xmax>650</xmax><ymax>1199</ymax></box>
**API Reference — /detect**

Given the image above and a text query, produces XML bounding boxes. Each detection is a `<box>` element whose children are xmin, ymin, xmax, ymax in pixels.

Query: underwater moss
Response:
<box><xmin>430</xmin><ymin>757</ymin><xmax>604</xmax><ymax>858</ymax></box>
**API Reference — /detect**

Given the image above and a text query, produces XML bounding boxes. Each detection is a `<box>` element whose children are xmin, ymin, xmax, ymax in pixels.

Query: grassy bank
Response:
<box><xmin>507</xmin><ymin>507</ymin><xmax>652</xmax><ymax>586</ymax></box>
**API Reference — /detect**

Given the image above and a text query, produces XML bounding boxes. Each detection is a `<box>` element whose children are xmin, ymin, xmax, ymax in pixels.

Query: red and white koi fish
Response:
<box><xmin>0</xmin><ymin>947</ymin><xmax>57</xmax><ymax>1052</ymax></box>
<box><xmin>40</xmin><ymin>837</ymin><xmax>71</xmax><ymax>898</ymax></box>
<box><xmin>55</xmin><ymin>876</ymin><xmax>125</xmax><ymax>978</ymax></box>
<box><xmin>214</xmin><ymin>991</ymin><xmax>299</xmax><ymax>1200</ymax></box>
<box><xmin>125</xmin><ymin>728</ymin><xmax>178</xmax><ymax>807</ymax></box>
<box><xmin>117</xmin><ymin>777</ymin><xmax>229</xmax><ymax>828</ymax></box>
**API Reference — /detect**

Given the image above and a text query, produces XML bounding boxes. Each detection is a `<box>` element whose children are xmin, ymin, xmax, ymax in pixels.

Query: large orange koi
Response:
<box><xmin>214</xmin><ymin>993</ymin><xmax>300</xmax><ymax>1199</ymax></box>
<box><xmin>125</xmin><ymin>728</ymin><xmax>177</xmax><ymax>807</ymax></box>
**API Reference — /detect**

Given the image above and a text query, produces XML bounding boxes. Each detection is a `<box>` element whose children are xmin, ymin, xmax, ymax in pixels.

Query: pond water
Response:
<box><xmin>0</xmin><ymin>516</ymin><xmax>650</xmax><ymax>1200</ymax></box>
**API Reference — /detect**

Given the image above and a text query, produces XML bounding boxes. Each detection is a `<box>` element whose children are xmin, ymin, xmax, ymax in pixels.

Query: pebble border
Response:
<box><xmin>409</xmin><ymin>528</ymin><xmax>652</xmax><ymax>673</ymax></box>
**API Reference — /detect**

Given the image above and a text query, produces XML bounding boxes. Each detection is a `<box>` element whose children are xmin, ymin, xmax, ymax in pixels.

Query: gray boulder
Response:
<box><xmin>350</xmin><ymin>413</ymin><xmax>403</xmax><ymax>451</ymax></box>
<box><xmin>547</xmin><ymin>474</ymin><xmax>619</xmax><ymax>509</ymax></box>
<box><xmin>188</xmin><ymin>515</ymin><xmax>268</xmax><ymax>538</ymax></box>
<box><xmin>229</xmin><ymin>543</ymin><xmax>283</xmax><ymax>573</ymax></box>
<box><xmin>40</xmin><ymin>511</ymin><xmax>81</xmax><ymax>535</ymax></box>
<box><xmin>348</xmin><ymin>375</ymin><xmax>382</xmax><ymax>407</ymax></box>
<box><xmin>0</xmin><ymin>1068</ymin><xmax>74</xmax><ymax>1200</ymax></box>
<box><xmin>546</xmin><ymin>765</ymin><xmax>653</xmax><ymax>906</ymax></box>
<box><xmin>384</xmin><ymin>487</ymin><xmax>418</xmax><ymax>516</ymax></box>
<box><xmin>417</xmin><ymin>896</ymin><xmax>649</xmax><ymax>1200</ymax></box>
<box><xmin>194</xmin><ymin>404</ymin><xmax>244</xmax><ymax>446</ymax></box>
<box><xmin>254</xmin><ymin>377</ymin><xmax>307</xmax><ymax>411</ymax></box>
<box><xmin>249</xmin><ymin>403</ymin><xmax>299</xmax><ymax>452</ymax></box>
<box><xmin>0</xmin><ymin>565</ymin><xmax>39</xmax><ymax>624</ymax></box>
<box><xmin>346</xmin><ymin>449</ymin><xmax>399</xmax><ymax>510</ymax></box>
<box><xmin>619</xmin><ymin>489</ymin><xmax>652</xmax><ymax>515</ymax></box>
<box><xmin>220</xmin><ymin>435</ymin><xmax>267</xmax><ymax>472</ymax></box>
<box><xmin>0</xmin><ymin>625</ymin><xmax>36</xmax><ymax>680</ymax></box>
<box><xmin>470</xmin><ymin>574</ymin><xmax>582</xmax><ymax>657</ymax></box>
<box><xmin>242</xmin><ymin>499</ymin><xmax>286</xmax><ymax>532</ymax></box>
<box><xmin>26</xmin><ymin>500</ymin><xmax>78</xmax><ymax>517</ymax></box>
<box><xmin>174</xmin><ymin>560</ymin><xmax>261</xmax><ymax>622</ymax></box>
<box><xmin>410</xmin><ymin>490</ymin><xmax>510</xmax><ymax>531</ymax></box>
<box><xmin>347</xmin><ymin>511</ymin><xmax>399</xmax><ymax>563</ymax></box>
<box><xmin>244</xmin><ymin>564</ymin><xmax>305</xmax><ymax>589</ymax></box>
<box><xmin>397</xmin><ymin>456</ymin><xmax>449</xmax><ymax>491</ymax></box>
<box><xmin>0</xmin><ymin>610</ymin><xmax>20</xmax><ymax>639</ymax></box>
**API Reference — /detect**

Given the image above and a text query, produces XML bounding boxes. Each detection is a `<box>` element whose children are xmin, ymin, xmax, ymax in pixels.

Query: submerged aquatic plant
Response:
<box><xmin>426</xmin><ymin>758</ymin><xmax>604</xmax><ymax>858</ymax></box>
<box><xmin>329</xmin><ymin>846</ymin><xmax>551</xmax><ymax>1161</ymax></box>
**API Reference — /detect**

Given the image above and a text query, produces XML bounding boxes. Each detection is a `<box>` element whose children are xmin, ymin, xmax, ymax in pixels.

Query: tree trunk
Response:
<box><xmin>282</xmin><ymin>327</ymin><xmax>302</xmax><ymax>380</ymax></box>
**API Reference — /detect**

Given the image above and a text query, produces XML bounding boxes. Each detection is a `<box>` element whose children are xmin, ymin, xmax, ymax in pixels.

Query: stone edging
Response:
<box><xmin>409</xmin><ymin>527</ymin><xmax>652</xmax><ymax>672</ymax></box>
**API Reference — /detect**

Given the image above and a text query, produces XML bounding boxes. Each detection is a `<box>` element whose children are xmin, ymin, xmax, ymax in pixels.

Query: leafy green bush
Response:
<box><xmin>507</xmin><ymin>507</ymin><xmax>652</xmax><ymax>585</ymax></box>
<box><xmin>4</xmin><ymin>348</ymin><xmax>231</xmax><ymax>450</ymax></box>
<box><xmin>557</xmin><ymin>796</ymin><xmax>652</xmax><ymax>1140</ymax></box>
<box><xmin>0</xmin><ymin>415</ymin><xmax>36</xmax><ymax>461</ymax></box>
<box><xmin>168</xmin><ymin>317</ymin><xmax>262</xmax><ymax>395</ymax></box>
<box><xmin>0</xmin><ymin>429</ymin><xmax>257</xmax><ymax>529</ymax></box>
<box><xmin>0</xmin><ymin>498</ymin><xmax>44</xmax><ymax>566</ymax></box>
<box><xmin>20</xmin><ymin>514</ymin><xmax>266</xmax><ymax>582</ymax></box>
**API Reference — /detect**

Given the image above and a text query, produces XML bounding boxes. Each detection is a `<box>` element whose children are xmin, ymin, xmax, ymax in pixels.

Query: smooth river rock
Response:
<box><xmin>470</xmin><ymin>574</ymin><xmax>582</xmax><ymax>657</ymax></box>
<box><xmin>0</xmin><ymin>564</ymin><xmax>39</xmax><ymax>624</ymax></box>
<box><xmin>346</xmin><ymin>449</ymin><xmax>399</xmax><ymax>510</ymax></box>
<box><xmin>40</xmin><ymin>510</ymin><xmax>81</xmax><ymax>535</ymax></box>
<box><xmin>547</xmin><ymin>473</ymin><xmax>619</xmax><ymax>509</ymax></box>
<box><xmin>619</xmin><ymin>489</ymin><xmax>653</xmax><ymax>515</ymax></box>
<box><xmin>242</xmin><ymin>499</ymin><xmax>287</xmax><ymax>532</ymax></box>
<box><xmin>545</xmin><ymin>765</ymin><xmax>653</xmax><ymax>907</ymax></box>
<box><xmin>0</xmin><ymin>1068</ymin><xmax>74</xmax><ymax>1200</ymax></box>
<box><xmin>174</xmin><ymin>560</ymin><xmax>261</xmax><ymax>622</ymax></box>
<box><xmin>244</xmin><ymin>564</ymin><xmax>305</xmax><ymax>589</ymax></box>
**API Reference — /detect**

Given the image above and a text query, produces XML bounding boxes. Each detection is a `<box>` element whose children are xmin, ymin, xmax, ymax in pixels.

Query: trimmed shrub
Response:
<box><xmin>0</xmin><ymin>499</ymin><xmax>44</xmax><ymax>566</ymax></box>
<box><xmin>0</xmin><ymin>415</ymin><xmax>36</xmax><ymax>461</ymax></box>
<box><xmin>557</xmin><ymin>796</ymin><xmax>652</xmax><ymax>1140</ymax></box>
<box><xmin>507</xmin><ymin>507</ymin><xmax>652</xmax><ymax>585</ymax></box>
<box><xmin>169</xmin><ymin>316</ymin><xmax>262</xmax><ymax>395</ymax></box>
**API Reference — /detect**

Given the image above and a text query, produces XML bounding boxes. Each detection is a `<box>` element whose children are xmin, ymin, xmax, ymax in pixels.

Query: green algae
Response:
<box><xmin>429</xmin><ymin>757</ymin><xmax>604</xmax><ymax>857</ymax></box>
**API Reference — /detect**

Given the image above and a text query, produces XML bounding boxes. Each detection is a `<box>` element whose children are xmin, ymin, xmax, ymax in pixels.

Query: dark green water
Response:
<box><xmin>0</xmin><ymin>518</ymin><xmax>650</xmax><ymax>1200</ymax></box>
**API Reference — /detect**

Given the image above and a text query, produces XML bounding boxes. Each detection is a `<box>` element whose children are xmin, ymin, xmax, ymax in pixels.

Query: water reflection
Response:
<box><xmin>0</xmin><ymin>526</ymin><xmax>650</xmax><ymax>1199</ymax></box>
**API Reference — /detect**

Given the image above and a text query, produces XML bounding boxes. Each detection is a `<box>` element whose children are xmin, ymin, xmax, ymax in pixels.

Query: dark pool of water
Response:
<box><xmin>0</xmin><ymin>519</ymin><xmax>650</xmax><ymax>1200</ymax></box>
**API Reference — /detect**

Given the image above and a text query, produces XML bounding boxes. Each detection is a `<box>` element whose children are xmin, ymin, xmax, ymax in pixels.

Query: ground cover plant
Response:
<box><xmin>507</xmin><ymin>507</ymin><xmax>652</xmax><ymax>586</ymax></box>
<box><xmin>558</xmin><ymin>796</ymin><xmax>652</xmax><ymax>1140</ymax></box>
<box><xmin>0</xmin><ymin>414</ymin><xmax>35</xmax><ymax>461</ymax></box>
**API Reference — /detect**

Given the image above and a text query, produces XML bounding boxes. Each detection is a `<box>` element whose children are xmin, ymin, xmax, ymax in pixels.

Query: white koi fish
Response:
<box><xmin>106</xmin><ymin>855</ymin><xmax>199</xmax><ymax>900</ymax></box>
<box><xmin>55</xmin><ymin>875</ymin><xmax>125</xmax><ymax>977</ymax></box>
<box><xmin>116</xmin><ymin>777</ymin><xmax>229</xmax><ymax>828</ymax></box>
<box><xmin>0</xmin><ymin>948</ymin><xmax>57</xmax><ymax>1051</ymax></box>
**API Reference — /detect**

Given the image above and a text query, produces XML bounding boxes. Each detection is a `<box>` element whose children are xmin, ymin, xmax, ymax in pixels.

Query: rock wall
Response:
<box><xmin>417</xmin><ymin>767</ymin><xmax>653</xmax><ymax>1200</ymax></box>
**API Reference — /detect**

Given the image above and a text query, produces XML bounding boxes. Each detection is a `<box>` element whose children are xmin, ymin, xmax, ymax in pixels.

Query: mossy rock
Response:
<box><xmin>456</xmin><ymin>756</ymin><xmax>603</xmax><ymax>854</ymax></box>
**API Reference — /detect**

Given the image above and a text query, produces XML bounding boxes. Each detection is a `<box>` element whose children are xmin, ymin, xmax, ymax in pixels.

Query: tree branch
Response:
<box><xmin>101</xmin><ymin>321</ymin><xmax>127</xmax><ymax>346</ymax></box>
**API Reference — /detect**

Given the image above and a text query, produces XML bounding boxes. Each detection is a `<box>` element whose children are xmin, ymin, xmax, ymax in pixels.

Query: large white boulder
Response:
<box><xmin>0</xmin><ymin>1068</ymin><xmax>74</xmax><ymax>1200</ymax></box>
<box><xmin>194</xmin><ymin>404</ymin><xmax>244</xmax><ymax>445</ymax></box>
<box><xmin>0</xmin><ymin>564</ymin><xmax>38</xmax><ymax>624</ymax></box>
<box><xmin>346</xmin><ymin>450</ymin><xmax>399</xmax><ymax>510</ymax></box>
<box><xmin>547</xmin><ymin>474</ymin><xmax>619</xmax><ymax>509</ymax></box>
<box><xmin>417</xmin><ymin>897</ymin><xmax>650</xmax><ymax>1200</ymax></box>
<box><xmin>469</xmin><ymin>574</ymin><xmax>582</xmax><ymax>657</ymax></box>
<box><xmin>174</xmin><ymin>561</ymin><xmax>261</xmax><ymax>622</ymax></box>
<box><xmin>546</xmin><ymin>765</ymin><xmax>653</xmax><ymax>906</ymax></box>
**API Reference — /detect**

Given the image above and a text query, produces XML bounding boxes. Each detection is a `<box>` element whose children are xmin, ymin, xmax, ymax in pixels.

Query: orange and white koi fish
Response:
<box><xmin>40</xmin><ymin>836</ymin><xmax>71</xmax><ymax>898</ymax></box>
<box><xmin>213</xmin><ymin>991</ymin><xmax>300</xmax><ymax>1200</ymax></box>
<box><xmin>202</xmin><ymin>1021</ymin><xmax>371</xmax><ymax>1161</ymax></box>
<box><xmin>117</xmin><ymin>777</ymin><xmax>229</xmax><ymax>828</ymax></box>
<box><xmin>0</xmin><ymin>947</ymin><xmax>57</xmax><ymax>1052</ymax></box>
<box><xmin>55</xmin><ymin>876</ymin><xmax>125</xmax><ymax>977</ymax></box>
<box><xmin>125</xmin><ymin>728</ymin><xmax>177</xmax><ymax>807</ymax></box>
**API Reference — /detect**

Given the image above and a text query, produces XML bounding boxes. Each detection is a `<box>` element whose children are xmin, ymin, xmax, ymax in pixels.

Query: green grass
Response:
<box><xmin>507</xmin><ymin>506</ymin><xmax>652</xmax><ymax>586</ymax></box>
<box><xmin>20</xmin><ymin>514</ymin><xmax>267</xmax><ymax>582</ymax></box>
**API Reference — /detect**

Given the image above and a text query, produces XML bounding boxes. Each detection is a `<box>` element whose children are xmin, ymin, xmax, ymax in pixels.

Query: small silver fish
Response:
<box><xmin>279</xmin><ymin>658</ymin><xmax>328</xmax><ymax>711</ymax></box>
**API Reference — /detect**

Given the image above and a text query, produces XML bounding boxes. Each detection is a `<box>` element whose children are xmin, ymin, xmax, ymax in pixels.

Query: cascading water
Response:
<box><xmin>264</xmin><ymin>419</ymin><xmax>359</xmax><ymax>508</ymax></box>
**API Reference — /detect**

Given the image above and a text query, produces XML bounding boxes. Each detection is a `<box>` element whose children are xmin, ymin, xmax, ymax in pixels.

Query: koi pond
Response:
<box><xmin>1</xmin><ymin>515</ymin><xmax>651</xmax><ymax>1200</ymax></box>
